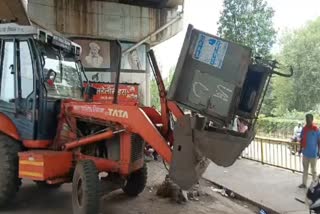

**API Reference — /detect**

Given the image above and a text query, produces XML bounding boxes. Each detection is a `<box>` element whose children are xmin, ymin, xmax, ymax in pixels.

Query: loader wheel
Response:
<box><xmin>122</xmin><ymin>164</ymin><xmax>147</xmax><ymax>196</ymax></box>
<box><xmin>0</xmin><ymin>134</ymin><xmax>21</xmax><ymax>208</ymax></box>
<box><xmin>35</xmin><ymin>181</ymin><xmax>62</xmax><ymax>189</ymax></box>
<box><xmin>72</xmin><ymin>160</ymin><xmax>100</xmax><ymax>214</ymax></box>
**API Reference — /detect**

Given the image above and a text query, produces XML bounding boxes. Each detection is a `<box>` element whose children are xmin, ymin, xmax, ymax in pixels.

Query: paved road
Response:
<box><xmin>2</xmin><ymin>180</ymin><xmax>72</xmax><ymax>214</ymax></box>
<box><xmin>203</xmin><ymin>159</ymin><xmax>309</xmax><ymax>214</ymax></box>
<box><xmin>2</xmin><ymin>161</ymin><xmax>257</xmax><ymax>214</ymax></box>
<box><xmin>2</xmin><ymin>161</ymin><xmax>166</xmax><ymax>214</ymax></box>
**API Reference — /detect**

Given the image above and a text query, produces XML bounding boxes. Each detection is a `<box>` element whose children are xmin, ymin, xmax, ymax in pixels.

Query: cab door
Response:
<box><xmin>0</xmin><ymin>38</ymin><xmax>36</xmax><ymax>140</ymax></box>
<box><xmin>15</xmin><ymin>39</ymin><xmax>37</xmax><ymax>140</ymax></box>
<box><xmin>0</xmin><ymin>39</ymin><xmax>16</xmax><ymax>114</ymax></box>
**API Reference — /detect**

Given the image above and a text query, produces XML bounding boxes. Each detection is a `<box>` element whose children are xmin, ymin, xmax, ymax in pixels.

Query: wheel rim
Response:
<box><xmin>76</xmin><ymin>177</ymin><xmax>83</xmax><ymax>207</ymax></box>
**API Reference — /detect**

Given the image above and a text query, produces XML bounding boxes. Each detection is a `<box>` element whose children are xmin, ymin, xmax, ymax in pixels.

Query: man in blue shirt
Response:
<box><xmin>299</xmin><ymin>114</ymin><xmax>320</xmax><ymax>188</ymax></box>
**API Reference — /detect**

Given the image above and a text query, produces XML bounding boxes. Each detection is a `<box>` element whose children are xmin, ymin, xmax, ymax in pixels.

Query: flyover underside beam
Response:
<box><xmin>0</xmin><ymin>0</ymin><xmax>30</xmax><ymax>25</ymax></box>
<box><xmin>27</xmin><ymin>0</ymin><xmax>183</xmax><ymax>45</ymax></box>
<box><xmin>100</xmin><ymin>0</ymin><xmax>183</xmax><ymax>8</ymax></box>
<box><xmin>122</xmin><ymin>12</ymin><xmax>182</xmax><ymax>55</ymax></box>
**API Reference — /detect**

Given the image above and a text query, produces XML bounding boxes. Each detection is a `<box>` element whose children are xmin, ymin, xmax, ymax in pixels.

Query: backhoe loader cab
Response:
<box><xmin>0</xmin><ymin>23</ymin><xmax>83</xmax><ymax>142</ymax></box>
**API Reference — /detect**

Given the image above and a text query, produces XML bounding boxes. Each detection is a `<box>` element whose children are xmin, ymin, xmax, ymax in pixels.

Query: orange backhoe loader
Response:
<box><xmin>0</xmin><ymin>23</ymin><xmax>292</xmax><ymax>214</ymax></box>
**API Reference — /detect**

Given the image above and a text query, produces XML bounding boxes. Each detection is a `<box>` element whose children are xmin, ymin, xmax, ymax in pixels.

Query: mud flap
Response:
<box><xmin>169</xmin><ymin>115</ymin><xmax>253</xmax><ymax>190</ymax></box>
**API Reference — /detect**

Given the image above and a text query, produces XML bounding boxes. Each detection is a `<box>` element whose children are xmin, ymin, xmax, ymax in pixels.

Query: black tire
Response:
<box><xmin>0</xmin><ymin>134</ymin><xmax>21</xmax><ymax>208</ymax></box>
<box><xmin>122</xmin><ymin>164</ymin><xmax>147</xmax><ymax>196</ymax></box>
<box><xmin>35</xmin><ymin>181</ymin><xmax>62</xmax><ymax>189</ymax></box>
<box><xmin>72</xmin><ymin>160</ymin><xmax>100</xmax><ymax>214</ymax></box>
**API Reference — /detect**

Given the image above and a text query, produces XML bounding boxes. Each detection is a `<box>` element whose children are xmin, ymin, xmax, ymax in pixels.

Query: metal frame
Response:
<box><xmin>242</xmin><ymin>136</ymin><xmax>307</xmax><ymax>174</ymax></box>
<box><xmin>112</xmin><ymin>40</ymin><xmax>122</xmax><ymax>104</ymax></box>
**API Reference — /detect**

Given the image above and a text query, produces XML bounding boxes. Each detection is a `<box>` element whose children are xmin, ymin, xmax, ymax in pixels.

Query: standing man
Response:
<box><xmin>299</xmin><ymin>114</ymin><xmax>320</xmax><ymax>188</ymax></box>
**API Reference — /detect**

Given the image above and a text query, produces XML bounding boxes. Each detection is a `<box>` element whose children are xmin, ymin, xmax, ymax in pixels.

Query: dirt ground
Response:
<box><xmin>2</xmin><ymin>161</ymin><xmax>259</xmax><ymax>214</ymax></box>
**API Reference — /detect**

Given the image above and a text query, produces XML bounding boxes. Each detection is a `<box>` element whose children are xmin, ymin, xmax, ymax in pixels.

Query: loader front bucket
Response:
<box><xmin>169</xmin><ymin>115</ymin><xmax>254</xmax><ymax>190</ymax></box>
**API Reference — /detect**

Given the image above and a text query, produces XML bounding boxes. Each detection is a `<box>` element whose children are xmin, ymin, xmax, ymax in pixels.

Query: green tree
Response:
<box><xmin>150</xmin><ymin>67</ymin><xmax>175</xmax><ymax>110</ymax></box>
<box><xmin>217</xmin><ymin>0</ymin><xmax>276</xmax><ymax>58</ymax></box>
<box><xmin>150</xmin><ymin>79</ymin><xmax>160</xmax><ymax>109</ymax></box>
<box><xmin>272</xmin><ymin>17</ymin><xmax>320</xmax><ymax>114</ymax></box>
<box><xmin>260</xmin><ymin>86</ymin><xmax>275</xmax><ymax>116</ymax></box>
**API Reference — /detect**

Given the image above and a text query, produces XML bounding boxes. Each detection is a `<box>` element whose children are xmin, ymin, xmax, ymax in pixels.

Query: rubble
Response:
<box><xmin>156</xmin><ymin>175</ymin><xmax>188</xmax><ymax>203</ymax></box>
<box><xmin>210</xmin><ymin>187</ymin><xmax>235</xmax><ymax>198</ymax></box>
<box><xmin>156</xmin><ymin>175</ymin><xmax>207</xmax><ymax>203</ymax></box>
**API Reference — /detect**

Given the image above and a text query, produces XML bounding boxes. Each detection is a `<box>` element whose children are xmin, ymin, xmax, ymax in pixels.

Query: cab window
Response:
<box><xmin>0</xmin><ymin>41</ymin><xmax>15</xmax><ymax>102</ymax></box>
<box><xmin>19</xmin><ymin>41</ymin><xmax>34</xmax><ymax>98</ymax></box>
<box><xmin>38</xmin><ymin>42</ymin><xmax>83</xmax><ymax>100</ymax></box>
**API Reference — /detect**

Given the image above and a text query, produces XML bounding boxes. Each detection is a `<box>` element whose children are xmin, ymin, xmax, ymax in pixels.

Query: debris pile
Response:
<box><xmin>211</xmin><ymin>187</ymin><xmax>235</xmax><ymax>198</ymax></box>
<box><xmin>156</xmin><ymin>175</ymin><xmax>204</xmax><ymax>203</ymax></box>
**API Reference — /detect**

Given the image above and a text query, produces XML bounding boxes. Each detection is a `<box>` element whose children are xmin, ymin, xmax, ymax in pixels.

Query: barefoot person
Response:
<box><xmin>299</xmin><ymin>114</ymin><xmax>320</xmax><ymax>188</ymax></box>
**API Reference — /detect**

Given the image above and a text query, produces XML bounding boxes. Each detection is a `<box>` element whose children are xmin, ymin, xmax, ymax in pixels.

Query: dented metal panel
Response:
<box><xmin>168</xmin><ymin>25</ymin><xmax>251</xmax><ymax>123</ymax></box>
<box><xmin>188</xmin><ymin>70</ymin><xmax>236</xmax><ymax>118</ymax></box>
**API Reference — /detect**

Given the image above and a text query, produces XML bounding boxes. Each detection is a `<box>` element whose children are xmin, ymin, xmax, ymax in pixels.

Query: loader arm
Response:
<box><xmin>60</xmin><ymin>101</ymin><xmax>173</xmax><ymax>163</ymax></box>
<box><xmin>147</xmin><ymin>50</ymin><xmax>170</xmax><ymax>136</ymax></box>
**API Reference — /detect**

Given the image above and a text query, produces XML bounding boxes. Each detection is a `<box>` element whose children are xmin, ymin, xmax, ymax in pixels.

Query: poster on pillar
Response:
<box><xmin>73</xmin><ymin>39</ymin><xmax>111</xmax><ymax>69</ymax></box>
<box><xmin>121</xmin><ymin>43</ymin><xmax>147</xmax><ymax>71</ymax></box>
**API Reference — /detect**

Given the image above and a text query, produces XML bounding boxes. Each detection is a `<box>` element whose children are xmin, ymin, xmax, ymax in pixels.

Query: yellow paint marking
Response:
<box><xmin>19</xmin><ymin>171</ymin><xmax>43</xmax><ymax>178</ymax></box>
<box><xmin>19</xmin><ymin>160</ymin><xmax>44</xmax><ymax>166</ymax></box>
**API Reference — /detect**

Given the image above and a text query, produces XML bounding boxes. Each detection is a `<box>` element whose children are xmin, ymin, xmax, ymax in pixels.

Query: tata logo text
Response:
<box><xmin>107</xmin><ymin>109</ymin><xmax>129</xmax><ymax>118</ymax></box>
<box><xmin>73</xmin><ymin>106</ymin><xmax>105</xmax><ymax>113</ymax></box>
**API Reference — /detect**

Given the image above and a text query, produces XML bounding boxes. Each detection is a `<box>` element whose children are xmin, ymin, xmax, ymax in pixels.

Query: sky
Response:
<box><xmin>154</xmin><ymin>0</ymin><xmax>320</xmax><ymax>78</ymax></box>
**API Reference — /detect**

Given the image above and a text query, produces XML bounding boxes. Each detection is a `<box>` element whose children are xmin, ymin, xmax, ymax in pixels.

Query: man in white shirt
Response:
<box><xmin>293</xmin><ymin>123</ymin><xmax>302</xmax><ymax>142</ymax></box>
